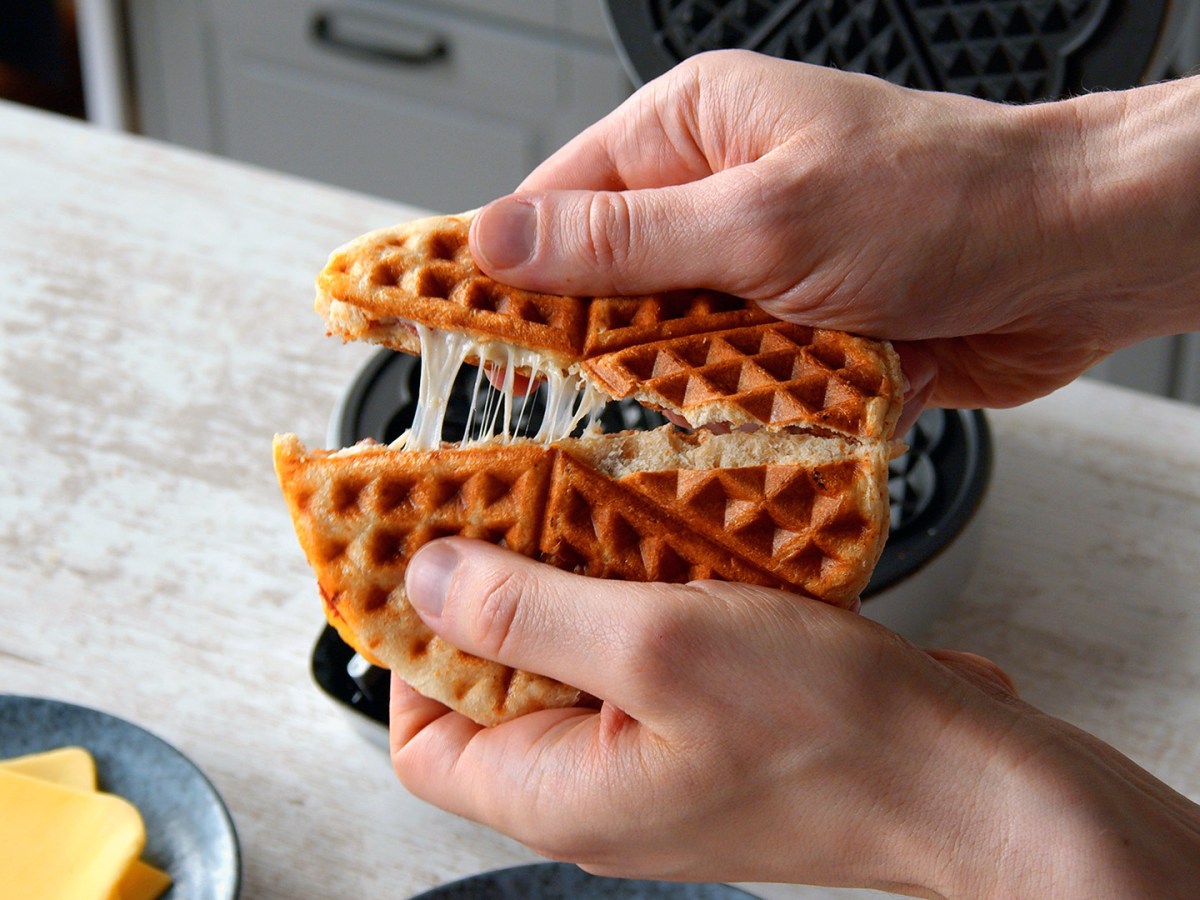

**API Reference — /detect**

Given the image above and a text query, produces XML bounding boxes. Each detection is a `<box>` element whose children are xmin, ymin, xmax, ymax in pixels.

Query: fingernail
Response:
<box><xmin>406</xmin><ymin>542</ymin><xmax>458</xmax><ymax>617</ymax></box>
<box><xmin>893</xmin><ymin>344</ymin><xmax>935</xmax><ymax>402</ymax></box>
<box><xmin>474</xmin><ymin>198</ymin><xmax>537</xmax><ymax>270</ymax></box>
<box><xmin>904</xmin><ymin>365</ymin><xmax>935</xmax><ymax>402</ymax></box>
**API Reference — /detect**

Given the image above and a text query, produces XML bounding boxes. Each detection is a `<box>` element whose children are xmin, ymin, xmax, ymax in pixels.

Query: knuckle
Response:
<box><xmin>583</xmin><ymin>192</ymin><xmax>635</xmax><ymax>280</ymax></box>
<box><xmin>465</xmin><ymin>569</ymin><xmax>528</xmax><ymax>659</ymax></box>
<box><xmin>505</xmin><ymin>785</ymin><xmax>596</xmax><ymax>862</ymax></box>
<box><xmin>389</xmin><ymin>749</ymin><xmax>419</xmax><ymax>793</ymax></box>
<box><xmin>389</xmin><ymin>742</ymin><xmax>436</xmax><ymax>800</ymax></box>
<box><xmin>670</xmin><ymin>52</ymin><xmax>709</xmax><ymax>88</ymax></box>
<box><xmin>519</xmin><ymin>810</ymin><xmax>618</xmax><ymax>868</ymax></box>
<box><xmin>524</xmin><ymin>833</ymin><xmax>589</xmax><ymax>865</ymax></box>
<box><xmin>618</xmin><ymin>596</ymin><xmax>696</xmax><ymax>687</ymax></box>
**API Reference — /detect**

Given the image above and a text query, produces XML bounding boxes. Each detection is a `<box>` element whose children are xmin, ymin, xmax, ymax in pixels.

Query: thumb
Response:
<box><xmin>468</xmin><ymin>176</ymin><xmax>767</xmax><ymax>298</ymax></box>
<box><xmin>403</xmin><ymin>536</ymin><xmax>706</xmax><ymax>717</ymax></box>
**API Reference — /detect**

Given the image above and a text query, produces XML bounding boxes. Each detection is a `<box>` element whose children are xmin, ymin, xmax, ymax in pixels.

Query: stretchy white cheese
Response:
<box><xmin>395</xmin><ymin>321</ymin><xmax>606</xmax><ymax>451</ymax></box>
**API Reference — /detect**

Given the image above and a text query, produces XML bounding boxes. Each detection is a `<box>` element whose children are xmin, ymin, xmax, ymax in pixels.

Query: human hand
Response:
<box><xmin>468</xmin><ymin>52</ymin><xmax>1200</xmax><ymax>410</ymax></box>
<box><xmin>389</xmin><ymin>538</ymin><xmax>1200</xmax><ymax>896</ymax></box>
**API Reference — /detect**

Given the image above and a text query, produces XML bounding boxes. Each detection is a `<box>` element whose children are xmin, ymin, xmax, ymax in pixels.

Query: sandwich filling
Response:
<box><xmin>392</xmin><ymin>321</ymin><xmax>608</xmax><ymax>451</ymax></box>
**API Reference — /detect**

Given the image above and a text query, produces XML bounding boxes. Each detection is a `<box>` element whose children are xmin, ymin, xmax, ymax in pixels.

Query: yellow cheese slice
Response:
<box><xmin>0</xmin><ymin>745</ymin><xmax>98</xmax><ymax>790</ymax></box>
<box><xmin>113</xmin><ymin>860</ymin><xmax>174</xmax><ymax>900</ymax></box>
<box><xmin>0</xmin><ymin>747</ymin><xmax>173</xmax><ymax>900</ymax></box>
<box><xmin>0</xmin><ymin>768</ymin><xmax>145</xmax><ymax>900</ymax></box>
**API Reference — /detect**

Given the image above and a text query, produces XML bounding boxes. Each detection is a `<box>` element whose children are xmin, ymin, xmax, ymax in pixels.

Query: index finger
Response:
<box><xmin>517</xmin><ymin>78</ymin><xmax>713</xmax><ymax>195</ymax></box>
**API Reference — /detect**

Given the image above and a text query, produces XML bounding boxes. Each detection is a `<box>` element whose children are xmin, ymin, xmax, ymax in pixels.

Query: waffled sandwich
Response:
<box><xmin>275</xmin><ymin>211</ymin><xmax>905</xmax><ymax>725</ymax></box>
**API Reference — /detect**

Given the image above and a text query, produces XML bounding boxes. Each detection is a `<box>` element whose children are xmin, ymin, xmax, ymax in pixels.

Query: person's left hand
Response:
<box><xmin>389</xmin><ymin>537</ymin><xmax>1023</xmax><ymax>895</ymax></box>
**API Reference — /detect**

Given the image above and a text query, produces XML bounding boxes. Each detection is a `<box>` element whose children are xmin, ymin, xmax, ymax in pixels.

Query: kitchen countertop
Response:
<box><xmin>2</xmin><ymin>100</ymin><xmax>1198</xmax><ymax>899</ymax></box>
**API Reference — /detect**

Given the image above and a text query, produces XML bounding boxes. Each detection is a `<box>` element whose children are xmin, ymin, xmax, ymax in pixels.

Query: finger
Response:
<box><xmin>517</xmin><ymin>69</ymin><xmax>713</xmax><ymax>195</ymax></box>
<box><xmin>388</xmin><ymin>672</ymin><xmax>490</xmax><ymax>808</ymax></box>
<box><xmin>467</xmin><ymin>169</ymin><xmax>773</xmax><ymax>298</ymax></box>
<box><xmin>516</xmin><ymin>120</ymin><xmax>702</xmax><ymax>194</ymax></box>
<box><xmin>403</xmin><ymin>537</ymin><xmax>714</xmax><ymax>716</ymax></box>
<box><xmin>515</xmin><ymin>116</ymin><xmax>628</xmax><ymax>193</ymax></box>
<box><xmin>896</xmin><ymin>377</ymin><xmax>936</xmax><ymax>439</ymax></box>
<box><xmin>892</xmin><ymin>342</ymin><xmax>939</xmax><ymax>438</ymax></box>
<box><xmin>926</xmin><ymin>648</ymin><xmax>1019</xmax><ymax>700</ymax></box>
<box><xmin>388</xmin><ymin>673</ymin><xmax>461</xmax><ymax>750</ymax></box>
<box><xmin>391</xmin><ymin>671</ymin><xmax>606</xmax><ymax>838</ymax></box>
<box><xmin>389</xmin><ymin>673</ymin><xmax>486</xmax><ymax>806</ymax></box>
<box><xmin>482</xmin><ymin>363</ymin><xmax>536</xmax><ymax>396</ymax></box>
<box><xmin>661</xmin><ymin>409</ymin><xmax>692</xmax><ymax>429</ymax></box>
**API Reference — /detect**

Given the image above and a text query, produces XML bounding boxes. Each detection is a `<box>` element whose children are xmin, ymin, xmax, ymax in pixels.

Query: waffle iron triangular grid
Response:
<box><xmin>652</xmin><ymin>0</ymin><xmax>1112</xmax><ymax>102</ymax></box>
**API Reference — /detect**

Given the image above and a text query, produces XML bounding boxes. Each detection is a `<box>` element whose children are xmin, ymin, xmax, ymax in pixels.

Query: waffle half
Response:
<box><xmin>274</xmin><ymin>429</ymin><xmax>892</xmax><ymax>726</ymax></box>
<box><xmin>316</xmin><ymin>212</ymin><xmax>903</xmax><ymax>441</ymax></box>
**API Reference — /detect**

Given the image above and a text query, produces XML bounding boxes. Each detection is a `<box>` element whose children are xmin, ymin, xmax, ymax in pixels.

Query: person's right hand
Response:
<box><xmin>468</xmin><ymin>51</ymin><xmax>1200</xmax><ymax>410</ymax></box>
<box><xmin>391</xmin><ymin>538</ymin><xmax>1200</xmax><ymax>897</ymax></box>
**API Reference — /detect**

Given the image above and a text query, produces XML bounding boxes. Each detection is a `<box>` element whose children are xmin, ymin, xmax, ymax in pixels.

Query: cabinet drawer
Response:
<box><xmin>432</xmin><ymin>0</ymin><xmax>615</xmax><ymax>42</ymax></box>
<box><xmin>216</xmin><ymin>61</ymin><xmax>534</xmax><ymax>211</ymax></box>
<box><xmin>209</xmin><ymin>0</ymin><xmax>563</xmax><ymax>123</ymax></box>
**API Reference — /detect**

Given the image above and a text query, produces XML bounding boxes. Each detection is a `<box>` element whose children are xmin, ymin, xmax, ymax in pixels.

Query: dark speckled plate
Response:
<box><xmin>410</xmin><ymin>863</ymin><xmax>759</xmax><ymax>899</ymax></box>
<box><xmin>0</xmin><ymin>695</ymin><xmax>240</xmax><ymax>899</ymax></box>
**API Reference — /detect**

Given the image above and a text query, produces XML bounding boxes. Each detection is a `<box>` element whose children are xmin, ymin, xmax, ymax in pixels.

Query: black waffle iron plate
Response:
<box><xmin>311</xmin><ymin>350</ymin><xmax>991</xmax><ymax>736</ymax></box>
<box><xmin>602</xmin><ymin>0</ymin><xmax>1189</xmax><ymax>100</ymax></box>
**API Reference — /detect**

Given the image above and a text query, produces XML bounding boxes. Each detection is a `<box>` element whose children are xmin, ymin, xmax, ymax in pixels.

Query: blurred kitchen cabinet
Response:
<box><xmin>1086</xmin><ymin>337</ymin><xmax>1176</xmax><ymax>396</ymax></box>
<box><xmin>125</xmin><ymin>0</ymin><xmax>630</xmax><ymax>211</ymax></box>
<box><xmin>1085</xmin><ymin>335</ymin><xmax>1200</xmax><ymax>403</ymax></box>
<box><xmin>1174</xmin><ymin>334</ymin><xmax>1200</xmax><ymax>404</ymax></box>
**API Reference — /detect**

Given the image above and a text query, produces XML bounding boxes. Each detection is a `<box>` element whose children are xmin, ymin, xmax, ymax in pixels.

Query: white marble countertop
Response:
<box><xmin>2</xmin><ymin>100</ymin><xmax>1198</xmax><ymax>899</ymax></box>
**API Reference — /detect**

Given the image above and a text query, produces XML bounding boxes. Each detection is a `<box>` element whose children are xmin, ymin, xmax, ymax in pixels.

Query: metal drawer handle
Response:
<box><xmin>311</xmin><ymin>11</ymin><xmax>449</xmax><ymax>66</ymax></box>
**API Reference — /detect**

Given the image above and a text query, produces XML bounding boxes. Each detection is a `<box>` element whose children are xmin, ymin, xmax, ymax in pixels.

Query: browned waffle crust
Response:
<box><xmin>316</xmin><ymin>212</ymin><xmax>903</xmax><ymax>441</ymax></box>
<box><xmin>274</xmin><ymin>429</ymin><xmax>891</xmax><ymax>726</ymax></box>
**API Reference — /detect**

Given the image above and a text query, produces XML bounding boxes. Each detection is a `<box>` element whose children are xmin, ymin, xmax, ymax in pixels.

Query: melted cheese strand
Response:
<box><xmin>393</xmin><ymin>321</ymin><xmax>607</xmax><ymax>451</ymax></box>
<box><xmin>407</xmin><ymin>323</ymin><xmax>467</xmax><ymax>450</ymax></box>
<box><xmin>462</xmin><ymin>356</ymin><xmax>487</xmax><ymax>443</ymax></box>
<box><xmin>514</xmin><ymin>375</ymin><xmax>536</xmax><ymax>436</ymax></box>
<box><xmin>499</xmin><ymin>345</ymin><xmax>516</xmax><ymax>443</ymax></box>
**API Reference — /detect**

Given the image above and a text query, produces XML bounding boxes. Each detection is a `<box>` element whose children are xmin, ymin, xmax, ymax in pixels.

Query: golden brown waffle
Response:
<box><xmin>317</xmin><ymin>212</ymin><xmax>589</xmax><ymax>366</ymax></box>
<box><xmin>584</xmin><ymin>323</ymin><xmax>902</xmax><ymax>439</ymax></box>
<box><xmin>315</xmin><ymin>212</ymin><xmax>903</xmax><ymax>441</ymax></box>
<box><xmin>274</xmin><ymin>429</ymin><xmax>891</xmax><ymax>725</ymax></box>
<box><xmin>274</xmin><ymin>434</ymin><xmax>582</xmax><ymax>724</ymax></box>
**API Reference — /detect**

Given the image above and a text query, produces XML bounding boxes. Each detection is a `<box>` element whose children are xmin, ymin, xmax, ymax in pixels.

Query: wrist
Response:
<box><xmin>1019</xmin><ymin>77</ymin><xmax>1200</xmax><ymax>343</ymax></box>
<box><xmin>826</xmin><ymin>668</ymin><xmax>1041</xmax><ymax>896</ymax></box>
<box><xmin>916</xmin><ymin>703</ymin><xmax>1200</xmax><ymax>898</ymax></box>
<box><xmin>872</xmin><ymin>693</ymin><xmax>1041</xmax><ymax>897</ymax></box>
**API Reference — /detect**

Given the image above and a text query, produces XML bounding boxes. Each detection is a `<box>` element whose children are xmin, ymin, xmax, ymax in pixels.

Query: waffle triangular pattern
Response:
<box><xmin>315</xmin><ymin>212</ymin><xmax>903</xmax><ymax>441</ymax></box>
<box><xmin>582</xmin><ymin>292</ymin><xmax>774</xmax><ymax>357</ymax></box>
<box><xmin>274</xmin><ymin>428</ymin><xmax>890</xmax><ymax>725</ymax></box>
<box><xmin>584</xmin><ymin>322</ymin><xmax>902</xmax><ymax>439</ymax></box>
<box><xmin>318</xmin><ymin>211</ymin><xmax>589</xmax><ymax>365</ymax></box>
<box><xmin>619</xmin><ymin>459</ymin><xmax>884</xmax><ymax>601</ymax></box>
<box><xmin>274</xmin><ymin>435</ymin><xmax>582</xmax><ymax>725</ymax></box>
<box><xmin>541</xmin><ymin>451</ymin><xmax>780</xmax><ymax>587</ymax></box>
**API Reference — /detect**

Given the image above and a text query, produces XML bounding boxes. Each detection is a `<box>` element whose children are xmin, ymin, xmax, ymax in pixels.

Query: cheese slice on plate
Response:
<box><xmin>0</xmin><ymin>745</ymin><xmax>97</xmax><ymax>791</ymax></box>
<box><xmin>0</xmin><ymin>747</ymin><xmax>172</xmax><ymax>900</ymax></box>
<box><xmin>0</xmin><ymin>768</ymin><xmax>144</xmax><ymax>900</ymax></box>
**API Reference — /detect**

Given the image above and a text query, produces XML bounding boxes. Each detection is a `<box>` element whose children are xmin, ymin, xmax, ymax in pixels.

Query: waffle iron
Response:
<box><xmin>603</xmin><ymin>0</ymin><xmax>1199</xmax><ymax>98</ymax></box>
<box><xmin>310</xmin><ymin>350</ymin><xmax>991</xmax><ymax>735</ymax></box>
